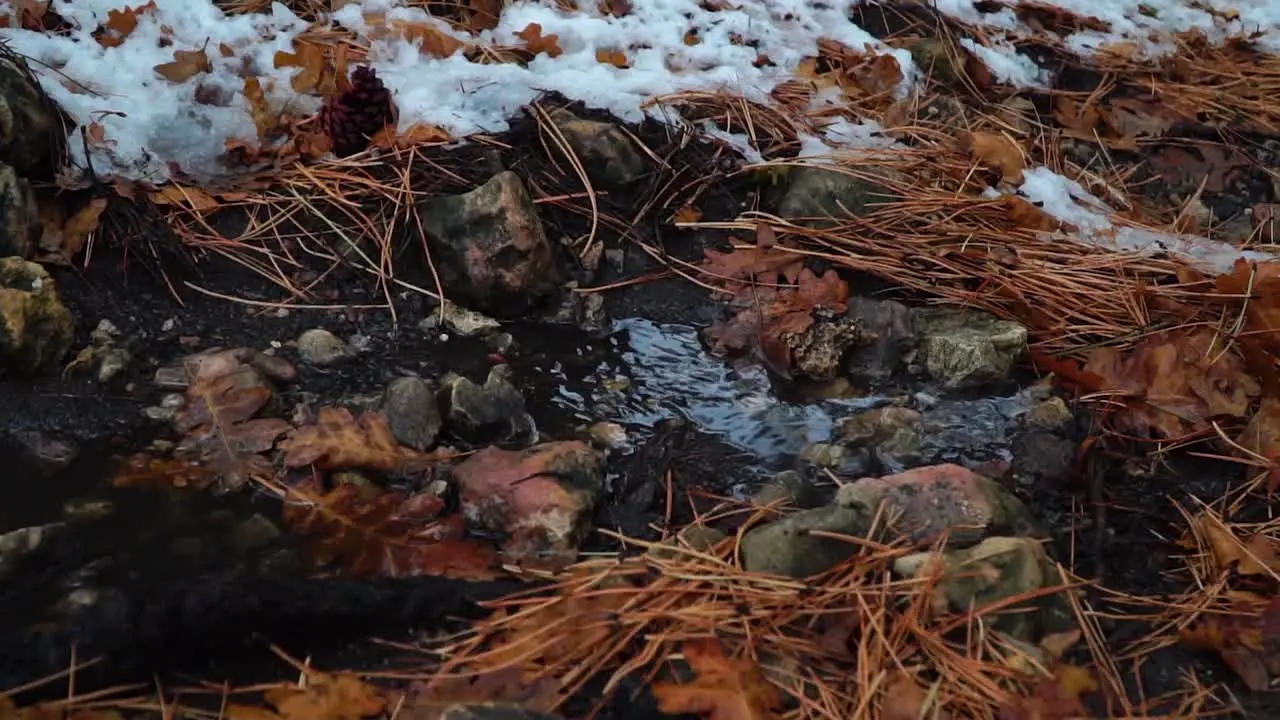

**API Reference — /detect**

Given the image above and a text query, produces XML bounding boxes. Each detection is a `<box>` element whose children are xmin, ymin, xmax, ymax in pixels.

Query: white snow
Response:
<box><xmin>1017</xmin><ymin>167</ymin><xmax>1274</xmax><ymax>272</ymax></box>
<box><xmin>960</xmin><ymin>38</ymin><xmax>1050</xmax><ymax>87</ymax></box>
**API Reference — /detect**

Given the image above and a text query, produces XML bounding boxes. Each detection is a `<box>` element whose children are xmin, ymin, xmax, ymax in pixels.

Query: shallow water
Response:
<box><xmin>548</xmin><ymin>317</ymin><xmax>886</xmax><ymax>460</ymax></box>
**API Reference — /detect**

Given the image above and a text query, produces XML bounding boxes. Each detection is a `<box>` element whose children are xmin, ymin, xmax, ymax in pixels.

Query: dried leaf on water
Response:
<box><xmin>173</xmin><ymin>349</ymin><xmax>291</xmax><ymax>490</ymax></box>
<box><xmin>281</xmin><ymin>477</ymin><xmax>499</xmax><ymax>579</ymax></box>
<box><xmin>280</xmin><ymin>406</ymin><xmax>433</xmax><ymax>473</ymax></box>
<box><xmin>652</xmin><ymin>638</ymin><xmax>783</xmax><ymax>720</ymax></box>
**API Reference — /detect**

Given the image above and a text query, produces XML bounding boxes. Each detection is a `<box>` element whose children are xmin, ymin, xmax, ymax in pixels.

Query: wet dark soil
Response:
<box><xmin>1</xmin><ymin>118</ymin><xmax>1276</xmax><ymax>717</ymax></box>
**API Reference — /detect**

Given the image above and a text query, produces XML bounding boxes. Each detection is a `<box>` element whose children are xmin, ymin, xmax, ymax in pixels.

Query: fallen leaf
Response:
<box><xmin>282</xmin><ymin>477</ymin><xmax>496</xmax><ymax>579</ymax></box>
<box><xmin>998</xmin><ymin>194</ymin><xmax>1067</xmax><ymax>232</ymax></box>
<box><xmin>1148</xmin><ymin>143</ymin><xmax>1250</xmax><ymax>194</ymax></box>
<box><xmin>173</xmin><ymin>349</ymin><xmax>292</xmax><ymax>490</ymax></box>
<box><xmin>154</xmin><ymin>48</ymin><xmax>212</xmax><ymax>82</ymax></box>
<box><xmin>1180</xmin><ymin>598</ymin><xmax>1272</xmax><ymax>691</ymax></box>
<box><xmin>399</xmin><ymin>668</ymin><xmax>560</xmax><ymax>720</ymax></box>
<box><xmin>264</xmin><ymin>671</ymin><xmax>385</xmax><ymax>720</ymax></box>
<box><xmin>672</xmin><ymin>204</ymin><xmax>703</xmax><ymax>224</ymax></box>
<box><xmin>370</xmin><ymin>123</ymin><xmax>453</xmax><ymax>149</ymax></box>
<box><xmin>966</xmin><ymin>131</ymin><xmax>1025</xmax><ymax>184</ymax></box>
<box><xmin>95</xmin><ymin>1</ymin><xmax>156</xmax><ymax>48</ymax></box>
<box><xmin>274</xmin><ymin>41</ymin><xmax>327</xmax><ymax>94</ymax></box>
<box><xmin>38</xmin><ymin>195</ymin><xmax>107</xmax><ymax>264</ymax></box>
<box><xmin>386</xmin><ymin>18</ymin><xmax>467</xmax><ymax>58</ymax></box>
<box><xmin>596</xmin><ymin>48</ymin><xmax>629</xmax><ymax>68</ymax></box>
<box><xmin>598</xmin><ymin>0</ymin><xmax>634</xmax><ymax>16</ymax></box>
<box><xmin>466</xmin><ymin>0</ymin><xmax>504</xmax><ymax>31</ymax></box>
<box><xmin>149</xmin><ymin>184</ymin><xmax>220</xmax><ymax>211</ymax></box>
<box><xmin>515</xmin><ymin>23</ymin><xmax>563</xmax><ymax>58</ymax></box>
<box><xmin>1083</xmin><ymin>329</ymin><xmax>1260</xmax><ymax>439</ymax></box>
<box><xmin>651</xmin><ymin>638</ymin><xmax>784</xmax><ymax>720</ymax></box>
<box><xmin>280</xmin><ymin>407</ymin><xmax>433</xmax><ymax>473</ymax></box>
<box><xmin>1194</xmin><ymin>512</ymin><xmax>1280</xmax><ymax>577</ymax></box>
<box><xmin>110</xmin><ymin>453</ymin><xmax>219</xmax><ymax>490</ymax></box>
<box><xmin>881</xmin><ymin>671</ymin><xmax>931</xmax><ymax>720</ymax></box>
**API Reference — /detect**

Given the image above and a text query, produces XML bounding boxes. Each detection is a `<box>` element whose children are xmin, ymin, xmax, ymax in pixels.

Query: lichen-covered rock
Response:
<box><xmin>739</xmin><ymin>505</ymin><xmax>867</xmax><ymax>577</ymax></box>
<box><xmin>0</xmin><ymin>256</ymin><xmax>73</xmax><ymax>375</ymax></box>
<box><xmin>442</xmin><ymin>364</ymin><xmax>531</xmax><ymax>443</ymax></box>
<box><xmin>912</xmin><ymin>307</ymin><xmax>1027</xmax><ymax>390</ymax></box>
<box><xmin>418</xmin><ymin>172</ymin><xmax>561</xmax><ymax>317</ymax></box>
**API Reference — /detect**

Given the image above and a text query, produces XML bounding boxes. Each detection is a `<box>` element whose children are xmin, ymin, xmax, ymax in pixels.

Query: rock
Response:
<box><xmin>10</xmin><ymin>429</ymin><xmax>78</xmax><ymax>477</ymax></box>
<box><xmin>544</xmin><ymin>285</ymin><xmax>609</xmax><ymax>336</ymax></box>
<box><xmin>419</xmin><ymin>171</ymin><xmax>562</xmax><ymax>317</ymax></box>
<box><xmin>0</xmin><ymin>164</ymin><xmax>39</xmax><ymax>260</ymax></box>
<box><xmin>443</xmin><ymin>365</ymin><xmax>531</xmax><ymax>442</ymax></box>
<box><xmin>836</xmin><ymin>406</ymin><xmax>923</xmax><ymax>473</ymax></box>
<box><xmin>381</xmin><ymin>376</ymin><xmax>443</xmax><ymax>451</ymax></box>
<box><xmin>751</xmin><ymin>470</ymin><xmax>822</xmax><ymax>509</ymax></box>
<box><xmin>785</xmin><ymin>312</ymin><xmax>870</xmax><ymax>381</ymax></box>
<box><xmin>798</xmin><ymin>442</ymin><xmax>865</xmax><ymax>477</ymax></box>
<box><xmin>776</xmin><ymin>166</ymin><xmax>902</xmax><ymax>226</ymax></box>
<box><xmin>1024</xmin><ymin>396</ymin><xmax>1074</xmax><ymax>431</ymax></box>
<box><xmin>230</xmin><ymin>513</ymin><xmax>281</xmax><ymax>553</ymax></box>
<box><xmin>0</xmin><ymin>55</ymin><xmax>61</xmax><ymax>176</ymax></box>
<box><xmin>547</xmin><ymin>108</ymin><xmax>650</xmax><ymax>188</ymax></box>
<box><xmin>61</xmin><ymin>497</ymin><xmax>114</xmax><ymax>521</ymax></box>
<box><xmin>836</xmin><ymin>464</ymin><xmax>1037</xmax><ymax>547</ymax></box>
<box><xmin>0</xmin><ymin>523</ymin><xmax>63</xmax><ymax>581</ymax></box>
<box><xmin>1010</xmin><ymin>430</ymin><xmax>1077</xmax><ymax>486</ymax></box>
<box><xmin>296</xmin><ymin>328</ymin><xmax>350</xmax><ymax>366</ymax></box>
<box><xmin>740</xmin><ymin>505</ymin><xmax>867</xmax><ymax>577</ymax></box>
<box><xmin>586</xmin><ymin>421</ymin><xmax>629</xmax><ymax>451</ymax></box>
<box><xmin>454</xmin><ymin>441</ymin><xmax>604</xmax><ymax>553</ymax></box>
<box><xmin>894</xmin><ymin>536</ymin><xmax>1071</xmax><ymax>641</ymax></box>
<box><xmin>647</xmin><ymin>524</ymin><xmax>728</xmax><ymax>560</ymax></box>
<box><xmin>249</xmin><ymin>353</ymin><xmax>298</xmax><ymax>384</ymax></box>
<box><xmin>845</xmin><ymin>296</ymin><xmax>915</xmax><ymax>386</ymax></box>
<box><xmin>418</xmin><ymin>301</ymin><xmax>501</xmax><ymax>337</ymax></box>
<box><xmin>912</xmin><ymin>308</ymin><xmax>1027</xmax><ymax>390</ymax></box>
<box><xmin>96</xmin><ymin>346</ymin><xmax>131</xmax><ymax>385</ymax></box>
<box><xmin>0</xmin><ymin>256</ymin><xmax>73</xmax><ymax>375</ymax></box>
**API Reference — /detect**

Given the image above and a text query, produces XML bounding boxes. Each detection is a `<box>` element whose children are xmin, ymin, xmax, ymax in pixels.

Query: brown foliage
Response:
<box><xmin>651</xmin><ymin>638</ymin><xmax>784</xmax><ymax>720</ymax></box>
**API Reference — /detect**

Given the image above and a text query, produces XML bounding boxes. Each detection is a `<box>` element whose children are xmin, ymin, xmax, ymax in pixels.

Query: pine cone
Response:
<box><xmin>319</xmin><ymin>66</ymin><xmax>396</xmax><ymax>158</ymax></box>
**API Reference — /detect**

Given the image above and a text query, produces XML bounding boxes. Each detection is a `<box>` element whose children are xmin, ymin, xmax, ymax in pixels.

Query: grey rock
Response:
<box><xmin>153</xmin><ymin>364</ymin><xmax>188</xmax><ymax>389</ymax></box>
<box><xmin>837</xmin><ymin>406</ymin><xmax>924</xmax><ymax>473</ymax></box>
<box><xmin>249</xmin><ymin>352</ymin><xmax>298</xmax><ymax>384</ymax></box>
<box><xmin>547</xmin><ymin>108</ymin><xmax>651</xmax><ymax>188</ymax></box>
<box><xmin>62</xmin><ymin>497</ymin><xmax>114</xmax><ymax>522</ymax></box>
<box><xmin>443</xmin><ymin>365</ymin><xmax>530</xmax><ymax>442</ymax></box>
<box><xmin>0</xmin><ymin>523</ymin><xmax>63</xmax><ymax>581</ymax></box>
<box><xmin>11</xmin><ymin>429</ymin><xmax>78</xmax><ymax>477</ymax></box>
<box><xmin>0</xmin><ymin>163</ymin><xmax>39</xmax><ymax>259</ymax></box>
<box><xmin>894</xmin><ymin>536</ymin><xmax>1072</xmax><ymax>641</ymax></box>
<box><xmin>0</xmin><ymin>256</ymin><xmax>74</xmax><ymax>375</ymax></box>
<box><xmin>419</xmin><ymin>171</ymin><xmax>562</xmax><ymax>317</ymax></box>
<box><xmin>912</xmin><ymin>308</ymin><xmax>1027</xmax><ymax>390</ymax></box>
<box><xmin>381</xmin><ymin>376</ymin><xmax>443</xmax><ymax>451</ymax></box>
<box><xmin>648</xmin><ymin>524</ymin><xmax>729</xmax><ymax>560</ymax></box>
<box><xmin>418</xmin><ymin>301</ymin><xmax>501</xmax><ymax>336</ymax></box>
<box><xmin>751</xmin><ymin>470</ymin><xmax>822</xmax><ymax>509</ymax></box>
<box><xmin>230</xmin><ymin>513</ymin><xmax>281</xmax><ymax>553</ymax></box>
<box><xmin>785</xmin><ymin>312</ymin><xmax>869</xmax><ymax>381</ymax></box>
<box><xmin>845</xmin><ymin>296</ymin><xmax>915</xmax><ymax>386</ymax></box>
<box><xmin>296</xmin><ymin>328</ymin><xmax>350</xmax><ymax>366</ymax></box>
<box><xmin>96</xmin><ymin>346</ymin><xmax>130</xmax><ymax>385</ymax></box>
<box><xmin>740</xmin><ymin>505</ymin><xmax>868</xmax><ymax>577</ymax></box>
<box><xmin>777</xmin><ymin>166</ymin><xmax>903</xmax><ymax>227</ymax></box>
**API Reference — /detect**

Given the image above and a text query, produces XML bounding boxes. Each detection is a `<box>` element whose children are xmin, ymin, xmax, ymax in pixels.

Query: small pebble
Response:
<box><xmin>297</xmin><ymin>328</ymin><xmax>350</xmax><ymax>366</ymax></box>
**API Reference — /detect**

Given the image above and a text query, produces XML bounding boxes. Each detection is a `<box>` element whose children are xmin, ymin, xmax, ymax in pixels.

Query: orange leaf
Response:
<box><xmin>280</xmin><ymin>406</ymin><xmax>434</xmax><ymax>473</ymax></box>
<box><xmin>966</xmin><ymin>131</ymin><xmax>1024</xmax><ymax>184</ymax></box>
<box><xmin>515</xmin><ymin>23</ymin><xmax>563</xmax><ymax>58</ymax></box>
<box><xmin>96</xmin><ymin>1</ymin><xmax>156</xmax><ymax>48</ymax></box>
<box><xmin>264</xmin><ymin>672</ymin><xmax>385</xmax><ymax>720</ymax></box>
<box><xmin>391</xmin><ymin>19</ymin><xmax>466</xmax><ymax>58</ymax></box>
<box><xmin>154</xmin><ymin>48</ymin><xmax>212</xmax><ymax>83</ymax></box>
<box><xmin>595</xmin><ymin>48</ymin><xmax>629</xmax><ymax>68</ymax></box>
<box><xmin>652</xmin><ymin>639</ymin><xmax>783</xmax><ymax>720</ymax></box>
<box><xmin>371</xmin><ymin>123</ymin><xmax>453</xmax><ymax>149</ymax></box>
<box><xmin>274</xmin><ymin>41</ymin><xmax>327</xmax><ymax>94</ymax></box>
<box><xmin>467</xmin><ymin>0</ymin><xmax>504</xmax><ymax>31</ymax></box>
<box><xmin>673</xmin><ymin>204</ymin><xmax>703</xmax><ymax>224</ymax></box>
<box><xmin>150</xmin><ymin>184</ymin><xmax>220</xmax><ymax>211</ymax></box>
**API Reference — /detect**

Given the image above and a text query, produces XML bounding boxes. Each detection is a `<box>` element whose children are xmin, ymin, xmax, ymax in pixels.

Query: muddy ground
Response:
<box><xmin>0</xmin><ymin>192</ymin><xmax>1273</xmax><ymax>717</ymax></box>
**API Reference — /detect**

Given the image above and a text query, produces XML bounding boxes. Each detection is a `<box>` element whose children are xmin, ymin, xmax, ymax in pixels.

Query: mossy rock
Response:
<box><xmin>0</xmin><ymin>256</ymin><xmax>74</xmax><ymax>375</ymax></box>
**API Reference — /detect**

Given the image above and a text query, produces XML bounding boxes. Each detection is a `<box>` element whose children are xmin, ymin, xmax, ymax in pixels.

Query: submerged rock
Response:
<box><xmin>547</xmin><ymin>108</ymin><xmax>651</xmax><ymax>188</ymax></box>
<box><xmin>296</xmin><ymin>327</ymin><xmax>351</xmax><ymax>366</ymax></box>
<box><xmin>0</xmin><ymin>256</ymin><xmax>73</xmax><ymax>375</ymax></box>
<box><xmin>381</xmin><ymin>376</ymin><xmax>443</xmax><ymax>451</ymax></box>
<box><xmin>418</xmin><ymin>171</ymin><xmax>562</xmax><ymax>317</ymax></box>
<box><xmin>750</xmin><ymin>470</ymin><xmax>823</xmax><ymax>510</ymax></box>
<box><xmin>10</xmin><ymin>429</ymin><xmax>79</xmax><ymax>477</ymax></box>
<box><xmin>912</xmin><ymin>307</ymin><xmax>1027</xmax><ymax>390</ymax></box>
<box><xmin>844</xmin><ymin>296</ymin><xmax>915</xmax><ymax>386</ymax></box>
<box><xmin>454</xmin><ymin>441</ymin><xmax>604</xmax><ymax>554</ymax></box>
<box><xmin>442</xmin><ymin>365</ymin><xmax>531</xmax><ymax>443</ymax></box>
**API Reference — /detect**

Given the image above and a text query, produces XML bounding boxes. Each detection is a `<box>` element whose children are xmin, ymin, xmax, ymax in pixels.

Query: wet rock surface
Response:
<box><xmin>0</xmin><ymin>255</ymin><xmax>72</xmax><ymax>374</ymax></box>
